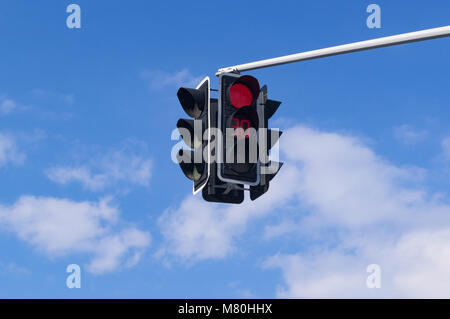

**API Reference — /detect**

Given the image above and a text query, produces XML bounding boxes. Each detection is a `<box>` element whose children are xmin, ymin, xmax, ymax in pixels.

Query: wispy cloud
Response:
<box><xmin>393</xmin><ymin>124</ymin><xmax>428</xmax><ymax>145</ymax></box>
<box><xmin>0</xmin><ymin>261</ymin><xmax>31</xmax><ymax>276</ymax></box>
<box><xmin>31</xmin><ymin>89</ymin><xmax>75</xmax><ymax>105</ymax></box>
<box><xmin>46</xmin><ymin>166</ymin><xmax>108</xmax><ymax>191</ymax></box>
<box><xmin>0</xmin><ymin>133</ymin><xmax>25</xmax><ymax>167</ymax></box>
<box><xmin>0</xmin><ymin>95</ymin><xmax>31</xmax><ymax>115</ymax></box>
<box><xmin>0</xmin><ymin>196</ymin><xmax>150</xmax><ymax>274</ymax></box>
<box><xmin>0</xmin><ymin>98</ymin><xmax>17</xmax><ymax>114</ymax></box>
<box><xmin>46</xmin><ymin>143</ymin><xmax>152</xmax><ymax>192</ymax></box>
<box><xmin>442</xmin><ymin>137</ymin><xmax>450</xmax><ymax>161</ymax></box>
<box><xmin>141</xmin><ymin>69</ymin><xmax>205</xmax><ymax>91</ymax></box>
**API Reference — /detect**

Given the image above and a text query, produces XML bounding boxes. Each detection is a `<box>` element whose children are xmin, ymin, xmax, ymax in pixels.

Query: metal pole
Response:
<box><xmin>216</xmin><ymin>25</ymin><xmax>450</xmax><ymax>75</ymax></box>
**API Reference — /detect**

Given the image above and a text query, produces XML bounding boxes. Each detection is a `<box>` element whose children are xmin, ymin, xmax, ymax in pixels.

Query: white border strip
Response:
<box><xmin>193</xmin><ymin>76</ymin><xmax>210</xmax><ymax>195</ymax></box>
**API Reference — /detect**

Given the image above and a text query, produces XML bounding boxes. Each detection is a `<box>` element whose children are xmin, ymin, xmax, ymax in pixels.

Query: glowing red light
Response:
<box><xmin>229</xmin><ymin>83</ymin><xmax>253</xmax><ymax>108</ymax></box>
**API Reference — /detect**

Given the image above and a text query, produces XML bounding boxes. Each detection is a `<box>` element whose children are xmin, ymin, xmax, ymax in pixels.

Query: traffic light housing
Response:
<box><xmin>217</xmin><ymin>73</ymin><xmax>261</xmax><ymax>185</ymax></box>
<box><xmin>176</xmin><ymin>77</ymin><xmax>210</xmax><ymax>194</ymax></box>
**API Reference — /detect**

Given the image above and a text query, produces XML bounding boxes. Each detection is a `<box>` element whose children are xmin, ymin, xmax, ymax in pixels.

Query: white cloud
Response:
<box><xmin>264</xmin><ymin>126</ymin><xmax>450</xmax><ymax>298</ymax></box>
<box><xmin>88</xmin><ymin>228</ymin><xmax>151</xmax><ymax>273</ymax></box>
<box><xmin>393</xmin><ymin>125</ymin><xmax>427</xmax><ymax>145</ymax></box>
<box><xmin>0</xmin><ymin>196</ymin><xmax>150</xmax><ymax>274</ymax></box>
<box><xmin>0</xmin><ymin>133</ymin><xmax>25</xmax><ymax>167</ymax></box>
<box><xmin>281</xmin><ymin>126</ymin><xmax>430</xmax><ymax>229</ymax></box>
<box><xmin>141</xmin><ymin>69</ymin><xmax>205</xmax><ymax>91</ymax></box>
<box><xmin>263</xmin><ymin>252</ymin><xmax>368</xmax><ymax>298</ymax></box>
<box><xmin>46</xmin><ymin>148</ymin><xmax>152</xmax><ymax>191</ymax></box>
<box><xmin>160</xmin><ymin>124</ymin><xmax>450</xmax><ymax>297</ymax></box>
<box><xmin>158</xmin><ymin>165</ymin><xmax>301</xmax><ymax>262</ymax></box>
<box><xmin>264</xmin><ymin>228</ymin><xmax>450</xmax><ymax>298</ymax></box>
<box><xmin>158</xmin><ymin>197</ymin><xmax>237</xmax><ymax>261</ymax></box>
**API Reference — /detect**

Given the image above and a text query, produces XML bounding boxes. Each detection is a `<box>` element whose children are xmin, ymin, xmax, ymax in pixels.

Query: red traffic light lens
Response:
<box><xmin>230</xmin><ymin>83</ymin><xmax>253</xmax><ymax>109</ymax></box>
<box><xmin>228</xmin><ymin>75</ymin><xmax>260</xmax><ymax>109</ymax></box>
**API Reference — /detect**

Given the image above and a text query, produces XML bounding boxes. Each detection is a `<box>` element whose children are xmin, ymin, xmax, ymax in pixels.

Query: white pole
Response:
<box><xmin>216</xmin><ymin>25</ymin><xmax>450</xmax><ymax>75</ymax></box>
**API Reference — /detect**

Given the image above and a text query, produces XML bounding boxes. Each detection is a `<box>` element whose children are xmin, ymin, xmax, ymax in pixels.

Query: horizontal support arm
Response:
<box><xmin>216</xmin><ymin>25</ymin><xmax>450</xmax><ymax>75</ymax></box>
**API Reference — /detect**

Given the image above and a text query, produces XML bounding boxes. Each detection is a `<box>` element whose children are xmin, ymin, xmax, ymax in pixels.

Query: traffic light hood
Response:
<box><xmin>177</xmin><ymin>87</ymin><xmax>205</xmax><ymax>119</ymax></box>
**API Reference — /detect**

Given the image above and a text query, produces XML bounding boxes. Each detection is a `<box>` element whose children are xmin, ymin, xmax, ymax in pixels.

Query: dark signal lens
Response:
<box><xmin>229</xmin><ymin>83</ymin><xmax>253</xmax><ymax>109</ymax></box>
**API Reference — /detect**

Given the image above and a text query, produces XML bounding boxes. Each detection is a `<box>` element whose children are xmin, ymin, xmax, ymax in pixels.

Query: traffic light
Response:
<box><xmin>217</xmin><ymin>73</ymin><xmax>283</xmax><ymax>201</ymax></box>
<box><xmin>217</xmin><ymin>73</ymin><xmax>261</xmax><ymax>185</ymax></box>
<box><xmin>175</xmin><ymin>73</ymin><xmax>282</xmax><ymax>203</ymax></box>
<box><xmin>176</xmin><ymin>77</ymin><xmax>210</xmax><ymax>194</ymax></box>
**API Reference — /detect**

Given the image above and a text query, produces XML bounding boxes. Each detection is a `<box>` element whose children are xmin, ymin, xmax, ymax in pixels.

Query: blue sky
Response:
<box><xmin>0</xmin><ymin>0</ymin><xmax>450</xmax><ymax>298</ymax></box>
